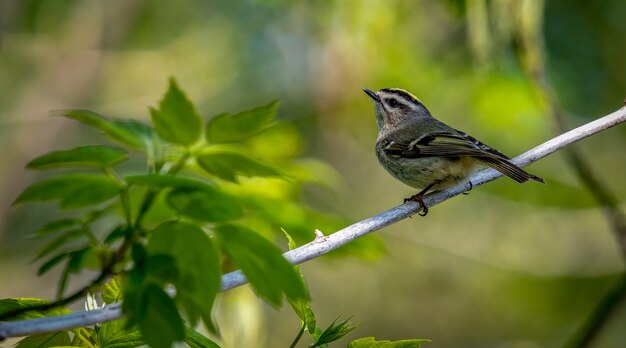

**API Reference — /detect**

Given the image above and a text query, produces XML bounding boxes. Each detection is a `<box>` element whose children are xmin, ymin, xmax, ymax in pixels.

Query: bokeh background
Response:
<box><xmin>1</xmin><ymin>0</ymin><xmax>626</xmax><ymax>347</ymax></box>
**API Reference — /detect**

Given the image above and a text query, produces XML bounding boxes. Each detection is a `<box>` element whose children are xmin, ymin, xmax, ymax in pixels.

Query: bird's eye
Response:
<box><xmin>388</xmin><ymin>98</ymin><xmax>399</xmax><ymax>107</ymax></box>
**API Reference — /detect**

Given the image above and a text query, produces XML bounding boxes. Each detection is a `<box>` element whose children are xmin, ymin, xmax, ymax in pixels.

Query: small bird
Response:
<box><xmin>363</xmin><ymin>87</ymin><xmax>544</xmax><ymax>216</ymax></box>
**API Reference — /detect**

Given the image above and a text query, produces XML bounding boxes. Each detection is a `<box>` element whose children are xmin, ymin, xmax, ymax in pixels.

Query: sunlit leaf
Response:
<box><xmin>15</xmin><ymin>331</ymin><xmax>72</xmax><ymax>348</ymax></box>
<box><xmin>348</xmin><ymin>337</ymin><xmax>430</xmax><ymax>347</ymax></box>
<box><xmin>150</xmin><ymin>77</ymin><xmax>202</xmax><ymax>146</ymax></box>
<box><xmin>167</xmin><ymin>187</ymin><xmax>242</xmax><ymax>222</ymax></box>
<box><xmin>97</xmin><ymin>319</ymin><xmax>145</xmax><ymax>348</ymax></box>
<box><xmin>206</xmin><ymin>101</ymin><xmax>278</xmax><ymax>143</ymax></box>
<box><xmin>184</xmin><ymin>326</ymin><xmax>221</xmax><ymax>348</ymax></box>
<box><xmin>26</xmin><ymin>145</ymin><xmax>128</xmax><ymax>169</ymax></box>
<box><xmin>196</xmin><ymin>151</ymin><xmax>281</xmax><ymax>183</ymax></box>
<box><xmin>139</xmin><ymin>284</ymin><xmax>185</xmax><ymax>348</ymax></box>
<box><xmin>102</xmin><ymin>276</ymin><xmax>123</xmax><ymax>304</ymax></box>
<box><xmin>148</xmin><ymin>221</ymin><xmax>221</xmax><ymax>332</ymax></box>
<box><xmin>215</xmin><ymin>224</ymin><xmax>308</xmax><ymax>307</ymax></box>
<box><xmin>14</xmin><ymin>174</ymin><xmax>120</xmax><ymax>210</ymax></box>
<box><xmin>54</xmin><ymin>110</ymin><xmax>149</xmax><ymax>151</ymax></box>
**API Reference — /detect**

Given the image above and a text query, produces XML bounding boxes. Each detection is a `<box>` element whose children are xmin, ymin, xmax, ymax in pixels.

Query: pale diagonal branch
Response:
<box><xmin>1</xmin><ymin>105</ymin><xmax>625</xmax><ymax>340</ymax></box>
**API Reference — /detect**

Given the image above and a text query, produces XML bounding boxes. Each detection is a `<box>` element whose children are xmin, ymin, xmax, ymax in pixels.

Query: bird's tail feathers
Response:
<box><xmin>477</xmin><ymin>157</ymin><xmax>545</xmax><ymax>184</ymax></box>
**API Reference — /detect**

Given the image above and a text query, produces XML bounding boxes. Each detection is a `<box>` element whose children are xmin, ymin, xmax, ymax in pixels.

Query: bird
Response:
<box><xmin>363</xmin><ymin>87</ymin><xmax>544</xmax><ymax>216</ymax></box>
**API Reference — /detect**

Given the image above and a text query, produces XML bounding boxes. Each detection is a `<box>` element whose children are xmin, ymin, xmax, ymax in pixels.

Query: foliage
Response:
<box><xmin>3</xmin><ymin>78</ymin><xmax>425</xmax><ymax>347</ymax></box>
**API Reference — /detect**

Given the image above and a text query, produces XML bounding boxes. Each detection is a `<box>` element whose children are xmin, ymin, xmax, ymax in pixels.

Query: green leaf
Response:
<box><xmin>348</xmin><ymin>337</ymin><xmax>431</xmax><ymax>348</ymax></box>
<box><xmin>37</xmin><ymin>252</ymin><xmax>70</xmax><ymax>275</ymax></box>
<box><xmin>98</xmin><ymin>319</ymin><xmax>145</xmax><ymax>348</ymax></box>
<box><xmin>27</xmin><ymin>145</ymin><xmax>128</xmax><ymax>170</ymax></box>
<box><xmin>196</xmin><ymin>151</ymin><xmax>281</xmax><ymax>183</ymax></box>
<box><xmin>184</xmin><ymin>326</ymin><xmax>221</xmax><ymax>348</ymax></box>
<box><xmin>150</xmin><ymin>78</ymin><xmax>202</xmax><ymax>146</ymax></box>
<box><xmin>14</xmin><ymin>174</ymin><xmax>120</xmax><ymax>210</ymax></box>
<box><xmin>33</xmin><ymin>219</ymin><xmax>80</xmax><ymax>237</ymax></box>
<box><xmin>167</xmin><ymin>187</ymin><xmax>242</xmax><ymax>222</ymax></box>
<box><xmin>205</xmin><ymin>101</ymin><xmax>278</xmax><ymax>143</ymax></box>
<box><xmin>148</xmin><ymin>221</ymin><xmax>221</xmax><ymax>332</ymax></box>
<box><xmin>34</xmin><ymin>229</ymin><xmax>85</xmax><ymax>261</ymax></box>
<box><xmin>102</xmin><ymin>276</ymin><xmax>123</xmax><ymax>304</ymax></box>
<box><xmin>139</xmin><ymin>284</ymin><xmax>185</xmax><ymax>348</ymax></box>
<box><xmin>126</xmin><ymin>174</ymin><xmax>213</xmax><ymax>190</ymax></box>
<box><xmin>314</xmin><ymin>316</ymin><xmax>358</xmax><ymax>347</ymax></box>
<box><xmin>15</xmin><ymin>331</ymin><xmax>72</xmax><ymax>348</ymax></box>
<box><xmin>55</xmin><ymin>110</ymin><xmax>149</xmax><ymax>150</ymax></box>
<box><xmin>215</xmin><ymin>224</ymin><xmax>308</xmax><ymax>307</ymax></box>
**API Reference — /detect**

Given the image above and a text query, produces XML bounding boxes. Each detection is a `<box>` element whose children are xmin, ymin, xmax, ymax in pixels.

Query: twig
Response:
<box><xmin>1</xmin><ymin>106</ymin><xmax>625</xmax><ymax>340</ymax></box>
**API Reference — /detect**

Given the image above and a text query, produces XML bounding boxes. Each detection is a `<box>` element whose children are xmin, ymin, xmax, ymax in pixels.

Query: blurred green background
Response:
<box><xmin>1</xmin><ymin>0</ymin><xmax>625</xmax><ymax>347</ymax></box>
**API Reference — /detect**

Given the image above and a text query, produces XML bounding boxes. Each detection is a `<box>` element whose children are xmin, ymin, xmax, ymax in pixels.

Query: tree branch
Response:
<box><xmin>1</xmin><ymin>105</ymin><xmax>625</xmax><ymax>340</ymax></box>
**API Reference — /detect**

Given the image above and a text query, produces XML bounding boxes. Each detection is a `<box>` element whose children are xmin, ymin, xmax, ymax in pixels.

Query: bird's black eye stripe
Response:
<box><xmin>387</xmin><ymin>98</ymin><xmax>399</xmax><ymax>107</ymax></box>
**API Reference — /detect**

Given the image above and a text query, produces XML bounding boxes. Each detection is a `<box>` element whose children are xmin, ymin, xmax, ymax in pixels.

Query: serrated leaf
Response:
<box><xmin>167</xmin><ymin>187</ymin><xmax>242</xmax><ymax>223</ymax></box>
<box><xmin>15</xmin><ymin>331</ymin><xmax>72</xmax><ymax>348</ymax></box>
<box><xmin>215</xmin><ymin>224</ymin><xmax>308</xmax><ymax>307</ymax></box>
<box><xmin>150</xmin><ymin>78</ymin><xmax>202</xmax><ymax>146</ymax></box>
<box><xmin>126</xmin><ymin>174</ymin><xmax>213</xmax><ymax>190</ymax></box>
<box><xmin>196</xmin><ymin>151</ymin><xmax>281</xmax><ymax>183</ymax></box>
<box><xmin>206</xmin><ymin>101</ymin><xmax>278</xmax><ymax>143</ymax></box>
<box><xmin>14</xmin><ymin>174</ymin><xmax>120</xmax><ymax>210</ymax></box>
<box><xmin>139</xmin><ymin>284</ymin><xmax>185</xmax><ymax>348</ymax></box>
<box><xmin>148</xmin><ymin>221</ymin><xmax>221</xmax><ymax>332</ymax></box>
<box><xmin>55</xmin><ymin>110</ymin><xmax>149</xmax><ymax>150</ymax></box>
<box><xmin>97</xmin><ymin>319</ymin><xmax>145</xmax><ymax>348</ymax></box>
<box><xmin>102</xmin><ymin>276</ymin><xmax>123</xmax><ymax>304</ymax></box>
<box><xmin>184</xmin><ymin>327</ymin><xmax>220</xmax><ymax>348</ymax></box>
<box><xmin>347</xmin><ymin>337</ymin><xmax>430</xmax><ymax>348</ymax></box>
<box><xmin>27</xmin><ymin>145</ymin><xmax>128</xmax><ymax>170</ymax></box>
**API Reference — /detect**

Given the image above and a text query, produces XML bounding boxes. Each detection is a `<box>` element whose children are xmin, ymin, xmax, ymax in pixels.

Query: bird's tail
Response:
<box><xmin>477</xmin><ymin>157</ymin><xmax>545</xmax><ymax>184</ymax></box>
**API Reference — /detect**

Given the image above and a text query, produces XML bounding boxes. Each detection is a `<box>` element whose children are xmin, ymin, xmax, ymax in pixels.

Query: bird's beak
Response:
<box><xmin>363</xmin><ymin>88</ymin><xmax>380</xmax><ymax>102</ymax></box>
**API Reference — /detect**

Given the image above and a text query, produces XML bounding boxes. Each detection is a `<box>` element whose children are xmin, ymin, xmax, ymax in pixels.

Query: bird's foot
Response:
<box><xmin>404</xmin><ymin>193</ymin><xmax>429</xmax><ymax>216</ymax></box>
<box><xmin>462</xmin><ymin>181</ymin><xmax>473</xmax><ymax>195</ymax></box>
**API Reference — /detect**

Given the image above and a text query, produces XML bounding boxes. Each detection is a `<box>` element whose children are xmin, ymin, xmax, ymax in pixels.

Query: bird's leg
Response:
<box><xmin>404</xmin><ymin>183</ymin><xmax>435</xmax><ymax>216</ymax></box>
<box><xmin>462</xmin><ymin>181</ymin><xmax>473</xmax><ymax>195</ymax></box>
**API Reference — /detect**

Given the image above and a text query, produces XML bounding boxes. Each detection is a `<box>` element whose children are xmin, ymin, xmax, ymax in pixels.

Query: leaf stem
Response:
<box><xmin>289</xmin><ymin>322</ymin><xmax>306</xmax><ymax>348</ymax></box>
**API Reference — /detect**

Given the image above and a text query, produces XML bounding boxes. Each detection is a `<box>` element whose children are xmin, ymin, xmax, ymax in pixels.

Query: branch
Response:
<box><xmin>1</xmin><ymin>105</ymin><xmax>625</xmax><ymax>340</ymax></box>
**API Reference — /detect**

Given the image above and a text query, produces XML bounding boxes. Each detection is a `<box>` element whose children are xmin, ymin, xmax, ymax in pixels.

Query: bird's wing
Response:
<box><xmin>382</xmin><ymin>131</ymin><xmax>544</xmax><ymax>183</ymax></box>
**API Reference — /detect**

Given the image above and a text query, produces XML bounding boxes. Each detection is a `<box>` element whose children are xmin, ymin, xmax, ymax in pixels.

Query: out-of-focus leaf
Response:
<box><xmin>150</xmin><ymin>78</ymin><xmax>202</xmax><ymax>146</ymax></box>
<box><xmin>215</xmin><ymin>224</ymin><xmax>308</xmax><ymax>307</ymax></box>
<box><xmin>97</xmin><ymin>318</ymin><xmax>145</xmax><ymax>348</ymax></box>
<box><xmin>283</xmin><ymin>230</ymin><xmax>316</xmax><ymax>334</ymax></box>
<box><xmin>148</xmin><ymin>221</ymin><xmax>221</xmax><ymax>332</ymax></box>
<box><xmin>184</xmin><ymin>326</ymin><xmax>221</xmax><ymax>348</ymax></box>
<box><xmin>245</xmin><ymin>121</ymin><xmax>302</xmax><ymax>159</ymax></box>
<box><xmin>37</xmin><ymin>252</ymin><xmax>70</xmax><ymax>275</ymax></box>
<box><xmin>54</xmin><ymin>110</ymin><xmax>149</xmax><ymax>151</ymax></box>
<box><xmin>102</xmin><ymin>276</ymin><xmax>123</xmax><ymax>304</ymax></box>
<box><xmin>348</xmin><ymin>337</ymin><xmax>430</xmax><ymax>348</ymax></box>
<box><xmin>146</xmin><ymin>254</ymin><xmax>178</xmax><ymax>284</ymax></box>
<box><xmin>139</xmin><ymin>284</ymin><xmax>185</xmax><ymax>348</ymax></box>
<box><xmin>104</xmin><ymin>225</ymin><xmax>131</xmax><ymax>245</ymax></box>
<box><xmin>167</xmin><ymin>187</ymin><xmax>242</xmax><ymax>222</ymax></box>
<box><xmin>482</xmin><ymin>175</ymin><xmax>596</xmax><ymax>208</ymax></box>
<box><xmin>196</xmin><ymin>151</ymin><xmax>281</xmax><ymax>183</ymax></box>
<box><xmin>15</xmin><ymin>331</ymin><xmax>72</xmax><ymax>348</ymax></box>
<box><xmin>26</xmin><ymin>145</ymin><xmax>128</xmax><ymax>169</ymax></box>
<box><xmin>14</xmin><ymin>174</ymin><xmax>120</xmax><ymax>210</ymax></box>
<box><xmin>206</xmin><ymin>101</ymin><xmax>278</xmax><ymax>143</ymax></box>
<box><xmin>34</xmin><ymin>229</ymin><xmax>85</xmax><ymax>261</ymax></box>
<box><xmin>314</xmin><ymin>316</ymin><xmax>358</xmax><ymax>347</ymax></box>
<box><xmin>33</xmin><ymin>219</ymin><xmax>80</xmax><ymax>237</ymax></box>
<box><xmin>126</xmin><ymin>174</ymin><xmax>213</xmax><ymax>190</ymax></box>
